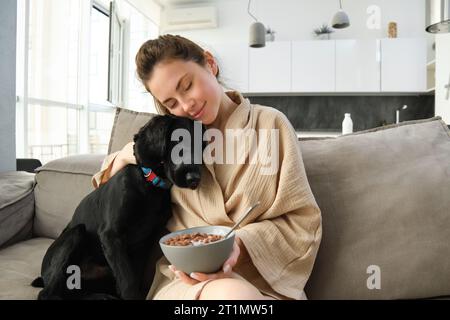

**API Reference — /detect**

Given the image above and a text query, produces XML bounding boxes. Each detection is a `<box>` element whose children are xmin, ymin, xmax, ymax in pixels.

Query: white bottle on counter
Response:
<box><xmin>342</xmin><ymin>113</ymin><xmax>353</xmax><ymax>135</ymax></box>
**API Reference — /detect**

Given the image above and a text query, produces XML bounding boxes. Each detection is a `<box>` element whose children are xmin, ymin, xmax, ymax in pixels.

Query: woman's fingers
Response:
<box><xmin>168</xmin><ymin>238</ymin><xmax>243</xmax><ymax>284</ymax></box>
<box><xmin>223</xmin><ymin>239</ymin><xmax>240</xmax><ymax>273</ymax></box>
<box><xmin>177</xmin><ymin>271</ymin><xmax>199</xmax><ymax>285</ymax></box>
<box><xmin>169</xmin><ymin>265</ymin><xmax>199</xmax><ymax>285</ymax></box>
<box><xmin>168</xmin><ymin>264</ymin><xmax>176</xmax><ymax>273</ymax></box>
<box><xmin>169</xmin><ymin>265</ymin><xmax>229</xmax><ymax>283</ymax></box>
<box><xmin>189</xmin><ymin>271</ymin><xmax>220</xmax><ymax>282</ymax></box>
<box><xmin>123</xmin><ymin>142</ymin><xmax>137</xmax><ymax>164</ymax></box>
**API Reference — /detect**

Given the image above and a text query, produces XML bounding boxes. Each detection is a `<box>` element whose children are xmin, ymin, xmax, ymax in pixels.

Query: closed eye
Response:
<box><xmin>169</xmin><ymin>101</ymin><xmax>177</xmax><ymax>109</ymax></box>
<box><xmin>166</xmin><ymin>81</ymin><xmax>192</xmax><ymax>109</ymax></box>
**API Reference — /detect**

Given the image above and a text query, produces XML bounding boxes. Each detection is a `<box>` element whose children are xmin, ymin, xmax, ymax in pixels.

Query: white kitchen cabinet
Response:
<box><xmin>249</xmin><ymin>41</ymin><xmax>291</xmax><ymax>93</ymax></box>
<box><xmin>207</xmin><ymin>42</ymin><xmax>249</xmax><ymax>92</ymax></box>
<box><xmin>209</xmin><ymin>38</ymin><xmax>427</xmax><ymax>95</ymax></box>
<box><xmin>381</xmin><ymin>38</ymin><xmax>427</xmax><ymax>92</ymax></box>
<box><xmin>336</xmin><ymin>40</ymin><xmax>381</xmax><ymax>92</ymax></box>
<box><xmin>435</xmin><ymin>33</ymin><xmax>450</xmax><ymax>124</ymax></box>
<box><xmin>291</xmin><ymin>40</ymin><xmax>335</xmax><ymax>92</ymax></box>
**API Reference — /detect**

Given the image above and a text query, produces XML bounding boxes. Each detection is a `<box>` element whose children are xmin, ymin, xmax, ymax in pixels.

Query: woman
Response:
<box><xmin>91</xmin><ymin>34</ymin><xmax>322</xmax><ymax>300</ymax></box>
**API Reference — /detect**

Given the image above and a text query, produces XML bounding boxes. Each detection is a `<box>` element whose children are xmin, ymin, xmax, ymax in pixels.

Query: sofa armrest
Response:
<box><xmin>33</xmin><ymin>154</ymin><xmax>106</xmax><ymax>239</ymax></box>
<box><xmin>0</xmin><ymin>172</ymin><xmax>36</xmax><ymax>249</ymax></box>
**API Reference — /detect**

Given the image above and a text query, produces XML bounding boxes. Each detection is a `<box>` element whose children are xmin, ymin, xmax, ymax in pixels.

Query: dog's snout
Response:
<box><xmin>185</xmin><ymin>172</ymin><xmax>200</xmax><ymax>189</ymax></box>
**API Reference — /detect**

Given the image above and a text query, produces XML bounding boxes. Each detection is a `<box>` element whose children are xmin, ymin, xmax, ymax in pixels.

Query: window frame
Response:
<box><xmin>16</xmin><ymin>0</ymin><xmax>155</xmax><ymax>162</ymax></box>
<box><xmin>16</xmin><ymin>0</ymin><xmax>122</xmax><ymax>161</ymax></box>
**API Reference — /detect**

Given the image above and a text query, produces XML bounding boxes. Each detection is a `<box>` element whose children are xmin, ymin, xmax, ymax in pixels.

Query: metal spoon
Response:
<box><xmin>224</xmin><ymin>201</ymin><xmax>261</xmax><ymax>239</ymax></box>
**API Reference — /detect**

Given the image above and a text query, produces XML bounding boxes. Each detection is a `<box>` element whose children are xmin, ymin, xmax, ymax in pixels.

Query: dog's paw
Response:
<box><xmin>37</xmin><ymin>289</ymin><xmax>62</xmax><ymax>300</ymax></box>
<box><xmin>31</xmin><ymin>277</ymin><xmax>44</xmax><ymax>288</ymax></box>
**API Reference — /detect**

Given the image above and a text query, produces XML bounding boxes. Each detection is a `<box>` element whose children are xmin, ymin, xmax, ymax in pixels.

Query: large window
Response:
<box><xmin>23</xmin><ymin>0</ymin><xmax>84</xmax><ymax>164</ymax></box>
<box><xmin>89</xmin><ymin>3</ymin><xmax>115</xmax><ymax>155</ymax></box>
<box><xmin>16</xmin><ymin>0</ymin><xmax>160</xmax><ymax>164</ymax></box>
<box><xmin>121</xmin><ymin>1</ymin><xmax>159</xmax><ymax>112</ymax></box>
<box><xmin>90</xmin><ymin>5</ymin><xmax>110</xmax><ymax>105</ymax></box>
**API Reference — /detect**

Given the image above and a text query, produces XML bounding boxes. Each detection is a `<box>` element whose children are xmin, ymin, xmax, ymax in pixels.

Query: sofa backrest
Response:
<box><xmin>33</xmin><ymin>105</ymin><xmax>450</xmax><ymax>299</ymax></box>
<box><xmin>302</xmin><ymin>116</ymin><xmax>450</xmax><ymax>299</ymax></box>
<box><xmin>33</xmin><ymin>107</ymin><xmax>157</xmax><ymax>238</ymax></box>
<box><xmin>108</xmin><ymin>107</ymin><xmax>156</xmax><ymax>154</ymax></box>
<box><xmin>33</xmin><ymin>154</ymin><xmax>105</xmax><ymax>238</ymax></box>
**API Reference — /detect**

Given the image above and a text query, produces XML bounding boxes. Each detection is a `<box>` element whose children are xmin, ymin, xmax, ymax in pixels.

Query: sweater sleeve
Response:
<box><xmin>235</xmin><ymin>110</ymin><xmax>322</xmax><ymax>300</ymax></box>
<box><xmin>236</xmin><ymin>206</ymin><xmax>322</xmax><ymax>299</ymax></box>
<box><xmin>91</xmin><ymin>151</ymin><xmax>120</xmax><ymax>189</ymax></box>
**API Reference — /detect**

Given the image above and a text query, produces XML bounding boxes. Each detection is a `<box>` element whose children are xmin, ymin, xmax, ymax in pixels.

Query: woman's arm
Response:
<box><xmin>232</xmin><ymin>110</ymin><xmax>322</xmax><ymax>299</ymax></box>
<box><xmin>235</xmin><ymin>236</ymin><xmax>250</xmax><ymax>265</ymax></box>
<box><xmin>103</xmin><ymin>142</ymin><xmax>136</xmax><ymax>183</ymax></box>
<box><xmin>92</xmin><ymin>142</ymin><xmax>137</xmax><ymax>188</ymax></box>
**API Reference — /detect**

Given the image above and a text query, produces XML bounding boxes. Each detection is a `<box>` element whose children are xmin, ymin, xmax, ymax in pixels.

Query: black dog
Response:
<box><xmin>31</xmin><ymin>115</ymin><xmax>205</xmax><ymax>300</ymax></box>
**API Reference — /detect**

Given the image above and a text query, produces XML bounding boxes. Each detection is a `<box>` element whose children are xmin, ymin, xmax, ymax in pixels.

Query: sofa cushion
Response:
<box><xmin>302</xmin><ymin>117</ymin><xmax>450</xmax><ymax>299</ymax></box>
<box><xmin>33</xmin><ymin>154</ymin><xmax>105</xmax><ymax>239</ymax></box>
<box><xmin>0</xmin><ymin>171</ymin><xmax>35</xmax><ymax>210</ymax></box>
<box><xmin>0</xmin><ymin>172</ymin><xmax>35</xmax><ymax>248</ymax></box>
<box><xmin>108</xmin><ymin>107</ymin><xmax>157</xmax><ymax>154</ymax></box>
<box><xmin>0</xmin><ymin>237</ymin><xmax>53</xmax><ymax>299</ymax></box>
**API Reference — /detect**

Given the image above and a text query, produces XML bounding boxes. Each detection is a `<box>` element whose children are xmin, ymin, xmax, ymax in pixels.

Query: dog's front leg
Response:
<box><xmin>99</xmin><ymin>230</ymin><xmax>142</xmax><ymax>300</ymax></box>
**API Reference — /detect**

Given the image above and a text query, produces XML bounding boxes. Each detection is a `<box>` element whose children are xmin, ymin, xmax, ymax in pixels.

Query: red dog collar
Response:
<box><xmin>141</xmin><ymin>167</ymin><xmax>170</xmax><ymax>189</ymax></box>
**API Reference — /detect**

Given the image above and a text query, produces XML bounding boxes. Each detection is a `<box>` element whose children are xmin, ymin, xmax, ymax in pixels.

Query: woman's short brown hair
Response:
<box><xmin>135</xmin><ymin>34</ymin><xmax>220</xmax><ymax>115</ymax></box>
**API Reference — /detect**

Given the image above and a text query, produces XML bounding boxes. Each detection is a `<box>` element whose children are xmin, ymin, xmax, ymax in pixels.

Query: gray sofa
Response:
<box><xmin>1</xmin><ymin>109</ymin><xmax>450</xmax><ymax>300</ymax></box>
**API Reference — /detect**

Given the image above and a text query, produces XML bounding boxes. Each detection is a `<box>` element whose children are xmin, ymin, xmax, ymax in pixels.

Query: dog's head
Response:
<box><xmin>133</xmin><ymin>115</ymin><xmax>206</xmax><ymax>190</ymax></box>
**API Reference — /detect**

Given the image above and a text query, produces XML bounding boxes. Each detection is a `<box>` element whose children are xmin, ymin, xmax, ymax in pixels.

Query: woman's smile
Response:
<box><xmin>192</xmin><ymin>102</ymin><xmax>206</xmax><ymax>120</ymax></box>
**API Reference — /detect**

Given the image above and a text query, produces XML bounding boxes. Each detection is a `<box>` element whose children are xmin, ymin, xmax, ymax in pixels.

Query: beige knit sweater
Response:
<box><xmin>92</xmin><ymin>91</ymin><xmax>322</xmax><ymax>300</ymax></box>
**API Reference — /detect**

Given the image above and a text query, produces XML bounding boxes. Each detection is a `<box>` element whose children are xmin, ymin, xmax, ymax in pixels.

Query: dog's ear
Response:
<box><xmin>133</xmin><ymin>115</ymin><xmax>174</xmax><ymax>166</ymax></box>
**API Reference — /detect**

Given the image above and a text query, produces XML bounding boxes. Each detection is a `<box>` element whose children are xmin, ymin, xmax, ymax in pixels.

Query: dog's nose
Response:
<box><xmin>185</xmin><ymin>172</ymin><xmax>200</xmax><ymax>189</ymax></box>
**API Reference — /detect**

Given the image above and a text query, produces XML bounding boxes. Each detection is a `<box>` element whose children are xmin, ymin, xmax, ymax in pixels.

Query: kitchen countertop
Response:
<box><xmin>295</xmin><ymin>131</ymin><xmax>341</xmax><ymax>138</ymax></box>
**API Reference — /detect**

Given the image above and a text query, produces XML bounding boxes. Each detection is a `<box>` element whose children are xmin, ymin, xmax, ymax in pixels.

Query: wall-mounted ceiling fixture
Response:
<box><xmin>426</xmin><ymin>0</ymin><xmax>450</xmax><ymax>33</ymax></box>
<box><xmin>248</xmin><ymin>0</ymin><xmax>265</xmax><ymax>48</ymax></box>
<box><xmin>331</xmin><ymin>0</ymin><xmax>350</xmax><ymax>29</ymax></box>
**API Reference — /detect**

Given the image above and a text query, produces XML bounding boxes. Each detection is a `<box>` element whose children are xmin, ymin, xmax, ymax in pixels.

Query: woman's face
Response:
<box><xmin>146</xmin><ymin>53</ymin><xmax>222</xmax><ymax>125</ymax></box>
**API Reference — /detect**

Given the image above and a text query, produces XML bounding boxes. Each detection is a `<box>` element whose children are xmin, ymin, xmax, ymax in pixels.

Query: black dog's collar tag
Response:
<box><xmin>141</xmin><ymin>167</ymin><xmax>171</xmax><ymax>190</ymax></box>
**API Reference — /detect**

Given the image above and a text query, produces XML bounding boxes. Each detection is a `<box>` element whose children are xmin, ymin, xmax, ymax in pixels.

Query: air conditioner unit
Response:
<box><xmin>164</xmin><ymin>6</ymin><xmax>218</xmax><ymax>31</ymax></box>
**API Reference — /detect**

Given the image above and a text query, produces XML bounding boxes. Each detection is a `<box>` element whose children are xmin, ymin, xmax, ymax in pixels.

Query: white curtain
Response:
<box><xmin>16</xmin><ymin>0</ymin><xmax>161</xmax><ymax>163</ymax></box>
<box><xmin>119</xmin><ymin>0</ymin><xmax>159</xmax><ymax>113</ymax></box>
<box><xmin>28</xmin><ymin>0</ymin><xmax>84</xmax><ymax>105</ymax></box>
<box><xmin>25</xmin><ymin>0</ymin><xmax>89</xmax><ymax>163</ymax></box>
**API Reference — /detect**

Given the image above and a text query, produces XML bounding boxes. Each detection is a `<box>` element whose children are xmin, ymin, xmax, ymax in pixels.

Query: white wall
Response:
<box><xmin>127</xmin><ymin>0</ymin><xmax>161</xmax><ymax>25</ymax></box>
<box><xmin>97</xmin><ymin>0</ymin><xmax>161</xmax><ymax>25</ymax></box>
<box><xmin>161</xmin><ymin>0</ymin><xmax>433</xmax><ymax>59</ymax></box>
<box><xmin>435</xmin><ymin>33</ymin><xmax>450</xmax><ymax>124</ymax></box>
<box><xmin>0</xmin><ymin>0</ymin><xmax>17</xmax><ymax>172</ymax></box>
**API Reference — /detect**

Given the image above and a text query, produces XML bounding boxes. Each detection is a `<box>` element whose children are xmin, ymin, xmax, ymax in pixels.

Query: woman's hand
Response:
<box><xmin>100</xmin><ymin>142</ymin><xmax>137</xmax><ymax>186</ymax></box>
<box><xmin>104</xmin><ymin>142</ymin><xmax>137</xmax><ymax>184</ymax></box>
<box><xmin>117</xmin><ymin>141</ymin><xmax>137</xmax><ymax>166</ymax></box>
<box><xmin>168</xmin><ymin>236</ymin><xmax>241</xmax><ymax>285</ymax></box>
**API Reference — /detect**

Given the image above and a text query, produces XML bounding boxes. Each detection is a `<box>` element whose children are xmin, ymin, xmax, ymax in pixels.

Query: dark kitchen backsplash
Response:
<box><xmin>245</xmin><ymin>95</ymin><xmax>435</xmax><ymax>132</ymax></box>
